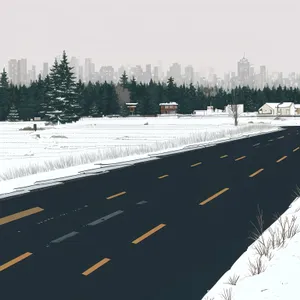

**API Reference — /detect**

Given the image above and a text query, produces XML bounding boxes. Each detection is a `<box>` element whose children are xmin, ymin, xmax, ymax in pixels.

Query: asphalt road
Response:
<box><xmin>1</xmin><ymin>126</ymin><xmax>300</xmax><ymax>300</ymax></box>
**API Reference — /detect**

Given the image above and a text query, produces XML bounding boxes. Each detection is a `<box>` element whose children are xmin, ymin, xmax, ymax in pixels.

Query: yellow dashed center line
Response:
<box><xmin>235</xmin><ymin>156</ymin><xmax>246</xmax><ymax>161</ymax></box>
<box><xmin>190</xmin><ymin>162</ymin><xmax>202</xmax><ymax>167</ymax></box>
<box><xmin>220</xmin><ymin>155</ymin><xmax>228</xmax><ymax>158</ymax></box>
<box><xmin>199</xmin><ymin>188</ymin><xmax>230</xmax><ymax>205</ymax></box>
<box><xmin>293</xmin><ymin>147</ymin><xmax>299</xmax><ymax>152</ymax></box>
<box><xmin>276</xmin><ymin>156</ymin><xmax>287</xmax><ymax>163</ymax></box>
<box><xmin>106</xmin><ymin>191</ymin><xmax>126</xmax><ymax>200</ymax></box>
<box><xmin>158</xmin><ymin>174</ymin><xmax>169</xmax><ymax>179</ymax></box>
<box><xmin>0</xmin><ymin>252</ymin><xmax>32</xmax><ymax>272</ymax></box>
<box><xmin>0</xmin><ymin>207</ymin><xmax>44</xmax><ymax>226</ymax></box>
<box><xmin>249</xmin><ymin>168</ymin><xmax>264</xmax><ymax>178</ymax></box>
<box><xmin>132</xmin><ymin>224</ymin><xmax>166</xmax><ymax>244</ymax></box>
<box><xmin>82</xmin><ymin>258</ymin><xmax>111</xmax><ymax>276</ymax></box>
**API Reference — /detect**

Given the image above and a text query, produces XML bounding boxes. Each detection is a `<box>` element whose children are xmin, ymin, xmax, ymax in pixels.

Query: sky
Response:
<box><xmin>1</xmin><ymin>0</ymin><xmax>300</xmax><ymax>76</ymax></box>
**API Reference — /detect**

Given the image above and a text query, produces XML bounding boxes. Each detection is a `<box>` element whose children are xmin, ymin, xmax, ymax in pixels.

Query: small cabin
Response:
<box><xmin>125</xmin><ymin>102</ymin><xmax>138</xmax><ymax>114</ymax></box>
<box><xmin>159</xmin><ymin>102</ymin><xmax>178</xmax><ymax>114</ymax></box>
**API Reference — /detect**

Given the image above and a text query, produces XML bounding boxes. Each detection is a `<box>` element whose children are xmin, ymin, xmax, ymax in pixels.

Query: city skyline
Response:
<box><xmin>5</xmin><ymin>54</ymin><xmax>300</xmax><ymax>91</ymax></box>
<box><xmin>2</xmin><ymin>0</ymin><xmax>300</xmax><ymax>76</ymax></box>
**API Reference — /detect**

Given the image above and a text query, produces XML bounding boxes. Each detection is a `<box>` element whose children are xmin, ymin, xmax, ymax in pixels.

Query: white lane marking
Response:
<box><xmin>87</xmin><ymin>210</ymin><xmax>124</xmax><ymax>226</ymax></box>
<box><xmin>137</xmin><ymin>201</ymin><xmax>148</xmax><ymax>205</ymax></box>
<box><xmin>50</xmin><ymin>231</ymin><xmax>79</xmax><ymax>244</ymax></box>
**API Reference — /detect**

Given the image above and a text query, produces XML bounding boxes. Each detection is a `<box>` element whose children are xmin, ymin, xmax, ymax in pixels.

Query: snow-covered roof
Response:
<box><xmin>125</xmin><ymin>103</ymin><xmax>138</xmax><ymax>106</ymax></box>
<box><xmin>278</xmin><ymin>102</ymin><xmax>294</xmax><ymax>108</ymax></box>
<box><xmin>264</xmin><ymin>102</ymin><xmax>280</xmax><ymax>109</ymax></box>
<box><xmin>159</xmin><ymin>102</ymin><xmax>178</xmax><ymax>106</ymax></box>
<box><xmin>295</xmin><ymin>104</ymin><xmax>300</xmax><ymax>108</ymax></box>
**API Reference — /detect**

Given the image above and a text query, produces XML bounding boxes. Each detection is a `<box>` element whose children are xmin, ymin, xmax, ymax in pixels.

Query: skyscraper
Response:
<box><xmin>70</xmin><ymin>57</ymin><xmax>79</xmax><ymax>80</ymax></box>
<box><xmin>42</xmin><ymin>62</ymin><xmax>49</xmax><ymax>79</ymax></box>
<box><xmin>84</xmin><ymin>58</ymin><xmax>93</xmax><ymax>83</ymax></box>
<box><xmin>17</xmin><ymin>58</ymin><xmax>27</xmax><ymax>85</ymax></box>
<box><xmin>260</xmin><ymin>65</ymin><xmax>266</xmax><ymax>88</ymax></box>
<box><xmin>184</xmin><ymin>65</ymin><xmax>194</xmax><ymax>83</ymax></box>
<box><xmin>237</xmin><ymin>55</ymin><xmax>250</xmax><ymax>86</ymax></box>
<box><xmin>8</xmin><ymin>59</ymin><xmax>18</xmax><ymax>84</ymax></box>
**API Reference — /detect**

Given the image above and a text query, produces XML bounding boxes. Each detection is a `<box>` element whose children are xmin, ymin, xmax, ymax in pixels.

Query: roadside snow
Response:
<box><xmin>202</xmin><ymin>197</ymin><xmax>300</xmax><ymax>300</ymax></box>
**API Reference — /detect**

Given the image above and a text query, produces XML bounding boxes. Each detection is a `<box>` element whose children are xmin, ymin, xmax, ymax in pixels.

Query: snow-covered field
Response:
<box><xmin>0</xmin><ymin>115</ymin><xmax>283</xmax><ymax>195</ymax></box>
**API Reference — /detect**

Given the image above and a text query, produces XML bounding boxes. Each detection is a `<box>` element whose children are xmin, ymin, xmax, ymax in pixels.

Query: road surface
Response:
<box><xmin>0</xmin><ymin>126</ymin><xmax>300</xmax><ymax>300</ymax></box>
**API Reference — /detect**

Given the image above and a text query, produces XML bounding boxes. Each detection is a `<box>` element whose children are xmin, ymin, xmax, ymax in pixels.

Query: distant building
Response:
<box><xmin>159</xmin><ymin>102</ymin><xmax>178</xmax><ymax>114</ymax></box>
<box><xmin>258</xmin><ymin>102</ymin><xmax>298</xmax><ymax>115</ymax></box>
<box><xmin>8</xmin><ymin>59</ymin><xmax>18</xmax><ymax>84</ymax></box>
<box><xmin>237</xmin><ymin>55</ymin><xmax>250</xmax><ymax>86</ymax></box>
<box><xmin>125</xmin><ymin>103</ymin><xmax>138</xmax><ymax>115</ymax></box>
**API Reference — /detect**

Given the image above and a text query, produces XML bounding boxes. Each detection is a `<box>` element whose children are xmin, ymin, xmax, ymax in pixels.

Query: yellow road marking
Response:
<box><xmin>249</xmin><ymin>168</ymin><xmax>264</xmax><ymax>178</ymax></box>
<box><xmin>293</xmin><ymin>147</ymin><xmax>299</xmax><ymax>152</ymax></box>
<box><xmin>276</xmin><ymin>156</ymin><xmax>287</xmax><ymax>163</ymax></box>
<box><xmin>106</xmin><ymin>191</ymin><xmax>126</xmax><ymax>200</ymax></box>
<box><xmin>235</xmin><ymin>156</ymin><xmax>246</xmax><ymax>161</ymax></box>
<box><xmin>132</xmin><ymin>224</ymin><xmax>166</xmax><ymax>244</ymax></box>
<box><xmin>158</xmin><ymin>174</ymin><xmax>169</xmax><ymax>179</ymax></box>
<box><xmin>0</xmin><ymin>207</ymin><xmax>44</xmax><ymax>226</ymax></box>
<box><xmin>220</xmin><ymin>155</ymin><xmax>228</xmax><ymax>158</ymax></box>
<box><xmin>0</xmin><ymin>252</ymin><xmax>32</xmax><ymax>272</ymax></box>
<box><xmin>199</xmin><ymin>188</ymin><xmax>230</xmax><ymax>205</ymax></box>
<box><xmin>82</xmin><ymin>258</ymin><xmax>111</xmax><ymax>276</ymax></box>
<box><xmin>277</xmin><ymin>136</ymin><xmax>284</xmax><ymax>139</ymax></box>
<box><xmin>191</xmin><ymin>162</ymin><xmax>202</xmax><ymax>167</ymax></box>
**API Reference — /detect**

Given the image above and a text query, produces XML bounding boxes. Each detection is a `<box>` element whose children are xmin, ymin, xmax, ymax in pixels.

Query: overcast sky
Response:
<box><xmin>1</xmin><ymin>0</ymin><xmax>299</xmax><ymax>76</ymax></box>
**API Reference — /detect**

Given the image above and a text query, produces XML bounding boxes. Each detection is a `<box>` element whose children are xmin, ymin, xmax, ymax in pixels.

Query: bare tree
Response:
<box><xmin>229</xmin><ymin>89</ymin><xmax>239</xmax><ymax>126</ymax></box>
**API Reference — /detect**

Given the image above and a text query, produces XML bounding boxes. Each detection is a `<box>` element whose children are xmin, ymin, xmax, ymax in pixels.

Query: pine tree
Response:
<box><xmin>0</xmin><ymin>68</ymin><xmax>10</xmax><ymax>120</ymax></box>
<box><xmin>88</xmin><ymin>101</ymin><xmax>99</xmax><ymax>117</ymax></box>
<box><xmin>46</xmin><ymin>59</ymin><xmax>64</xmax><ymax>123</ymax></box>
<box><xmin>58</xmin><ymin>50</ymin><xmax>81</xmax><ymax>123</ymax></box>
<box><xmin>7</xmin><ymin>103</ymin><xmax>20</xmax><ymax>121</ymax></box>
<box><xmin>39</xmin><ymin>75</ymin><xmax>52</xmax><ymax>119</ymax></box>
<box><xmin>119</xmin><ymin>71</ymin><xmax>129</xmax><ymax>88</ymax></box>
<box><xmin>120</xmin><ymin>102</ymin><xmax>130</xmax><ymax>117</ymax></box>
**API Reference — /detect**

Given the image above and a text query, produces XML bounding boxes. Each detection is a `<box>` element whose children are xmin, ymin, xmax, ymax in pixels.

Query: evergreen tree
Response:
<box><xmin>120</xmin><ymin>102</ymin><xmax>130</xmax><ymax>117</ymax></box>
<box><xmin>58</xmin><ymin>50</ymin><xmax>81</xmax><ymax>123</ymax></box>
<box><xmin>7</xmin><ymin>103</ymin><xmax>19</xmax><ymax>121</ymax></box>
<box><xmin>88</xmin><ymin>101</ymin><xmax>99</xmax><ymax>117</ymax></box>
<box><xmin>39</xmin><ymin>75</ymin><xmax>51</xmax><ymax>119</ymax></box>
<box><xmin>119</xmin><ymin>71</ymin><xmax>129</xmax><ymax>88</ymax></box>
<box><xmin>0</xmin><ymin>68</ymin><xmax>10</xmax><ymax>120</ymax></box>
<box><xmin>46</xmin><ymin>59</ymin><xmax>64</xmax><ymax>123</ymax></box>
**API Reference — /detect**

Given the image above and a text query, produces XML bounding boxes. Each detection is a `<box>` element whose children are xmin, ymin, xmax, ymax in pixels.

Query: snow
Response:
<box><xmin>1</xmin><ymin>115</ymin><xmax>299</xmax><ymax>196</ymax></box>
<box><xmin>202</xmin><ymin>196</ymin><xmax>300</xmax><ymax>300</ymax></box>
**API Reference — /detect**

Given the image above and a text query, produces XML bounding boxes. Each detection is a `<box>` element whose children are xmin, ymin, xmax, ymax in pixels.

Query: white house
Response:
<box><xmin>258</xmin><ymin>102</ymin><xmax>296</xmax><ymax>115</ymax></box>
<box><xmin>258</xmin><ymin>103</ymin><xmax>279</xmax><ymax>115</ymax></box>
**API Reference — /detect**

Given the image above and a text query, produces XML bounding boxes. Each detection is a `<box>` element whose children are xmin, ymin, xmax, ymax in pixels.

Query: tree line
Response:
<box><xmin>1</xmin><ymin>51</ymin><xmax>300</xmax><ymax>123</ymax></box>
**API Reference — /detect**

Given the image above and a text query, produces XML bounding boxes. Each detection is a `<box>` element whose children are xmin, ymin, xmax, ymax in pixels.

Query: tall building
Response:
<box><xmin>100</xmin><ymin>66</ymin><xmax>114</xmax><ymax>82</ymax></box>
<box><xmin>184</xmin><ymin>65</ymin><xmax>194</xmax><ymax>83</ymax></box>
<box><xmin>42</xmin><ymin>62</ymin><xmax>49</xmax><ymax>79</ymax></box>
<box><xmin>17</xmin><ymin>59</ymin><xmax>27</xmax><ymax>85</ymax></box>
<box><xmin>168</xmin><ymin>63</ymin><xmax>181</xmax><ymax>83</ymax></box>
<box><xmin>31</xmin><ymin>65</ymin><xmax>36</xmax><ymax>82</ymax></box>
<box><xmin>8</xmin><ymin>59</ymin><xmax>18</xmax><ymax>84</ymax></box>
<box><xmin>78</xmin><ymin>66</ymin><xmax>84</xmax><ymax>81</ymax></box>
<box><xmin>84</xmin><ymin>58</ymin><xmax>93</xmax><ymax>83</ymax></box>
<box><xmin>260</xmin><ymin>65</ymin><xmax>266</xmax><ymax>88</ymax></box>
<box><xmin>237</xmin><ymin>55</ymin><xmax>250</xmax><ymax>86</ymax></box>
<box><xmin>153</xmin><ymin>66</ymin><xmax>159</xmax><ymax>82</ymax></box>
<box><xmin>144</xmin><ymin>64</ymin><xmax>152</xmax><ymax>83</ymax></box>
<box><xmin>70</xmin><ymin>57</ymin><xmax>79</xmax><ymax>80</ymax></box>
